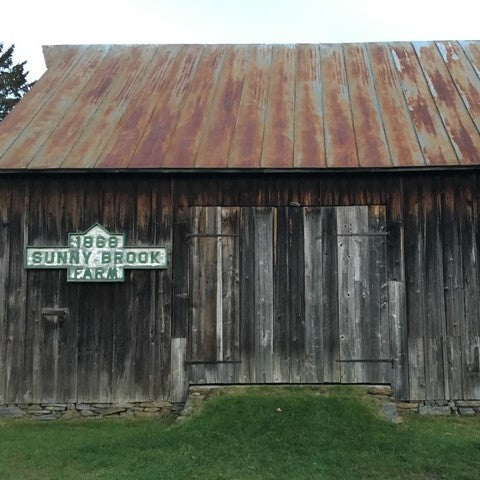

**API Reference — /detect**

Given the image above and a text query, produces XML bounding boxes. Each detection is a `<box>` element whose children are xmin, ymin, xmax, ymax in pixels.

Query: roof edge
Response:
<box><xmin>2</xmin><ymin>166</ymin><xmax>480</xmax><ymax>175</ymax></box>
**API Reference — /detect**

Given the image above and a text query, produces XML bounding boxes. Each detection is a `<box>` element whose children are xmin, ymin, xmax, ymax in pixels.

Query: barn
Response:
<box><xmin>1</xmin><ymin>42</ymin><xmax>480</xmax><ymax>417</ymax></box>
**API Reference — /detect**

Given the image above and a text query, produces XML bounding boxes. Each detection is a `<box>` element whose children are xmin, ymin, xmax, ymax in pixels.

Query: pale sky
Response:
<box><xmin>2</xmin><ymin>0</ymin><xmax>480</xmax><ymax>81</ymax></box>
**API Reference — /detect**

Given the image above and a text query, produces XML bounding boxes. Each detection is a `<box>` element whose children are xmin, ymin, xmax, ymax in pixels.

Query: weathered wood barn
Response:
<box><xmin>1</xmin><ymin>42</ymin><xmax>480</xmax><ymax>413</ymax></box>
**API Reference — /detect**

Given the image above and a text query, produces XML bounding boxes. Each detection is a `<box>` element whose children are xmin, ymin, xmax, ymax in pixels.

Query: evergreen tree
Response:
<box><xmin>0</xmin><ymin>43</ymin><xmax>34</xmax><ymax>121</ymax></box>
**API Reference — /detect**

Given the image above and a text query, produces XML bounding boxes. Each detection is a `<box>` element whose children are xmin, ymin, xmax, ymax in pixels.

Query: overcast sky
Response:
<box><xmin>2</xmin><ymin>0</ymin><xmax>480</xmax><ymax>81</ymax></box>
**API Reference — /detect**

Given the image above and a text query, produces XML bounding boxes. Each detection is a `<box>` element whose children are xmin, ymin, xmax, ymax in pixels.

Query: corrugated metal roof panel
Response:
<box><xmin>0</xmin><ymin>42</ymin><xmax>479</xmax><ymax>170</ymax></box>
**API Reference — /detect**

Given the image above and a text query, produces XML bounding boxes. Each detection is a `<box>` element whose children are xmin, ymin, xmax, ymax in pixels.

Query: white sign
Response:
<box><xmin>25</xmin><ymin>224</ymin><xmax>167</xmax><ymax>282</ymax></box>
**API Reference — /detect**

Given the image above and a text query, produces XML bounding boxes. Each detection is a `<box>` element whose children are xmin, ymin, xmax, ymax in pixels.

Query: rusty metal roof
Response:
<box><xmin>0</xmin><ymin>42</ymin><xmax>479</xmax><ymax>170</ymax></box>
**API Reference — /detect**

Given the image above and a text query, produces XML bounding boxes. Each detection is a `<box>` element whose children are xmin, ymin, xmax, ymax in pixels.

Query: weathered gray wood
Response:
<box><xmin>77</xmin><ymin>179</ymin><xmax>112</xmax><ymax>402</ymax></box>
<box><xmin>336</xmin><ymin>205</ymin><xmax>390</xmax><ymax>384</ymax></box>
<box><xmin>0</xmin><ymin>178</ymin><xmax>12</xmax><ymax>403</ymax></box>
<box><xmin>188</xmin><ymin>206</ymin><xmax>240</xmax><ymax>385</ymax></box>
<box><xmin>337</xmin><ymin>206</ymin><xmax>368</xmax><ymax>383</ymax></box>
<box><xmin>386</xmin><ymin>177</ymin><xmax>408</xmax><ymax>399</ymax></box>
<box><xmin>1</xmin><ymin>173</ymin><xmax>480</xmax><ymax>404</ymax></box>
<box><xmin>441</xmin><ymin>182</ymin><xmax>465</xmax><ymax>399</ymax></box>
<box><xmin>404</xmin><ymin>180</ymin><xmax>427</xmax><ymax>400</ymax></box>
<box><xmin>367</xmin><ymin>205</ymin><xmax>390</xmax><ymax>384</ymax></box>
<box><xmin>221</xmin><ymin>208</ymin><xmax>240</xmax><ymax>383</ymax></box>
<box><xmin>288</xmin><ymin>207</ymin><xmax>305</xmax><ymax>383</ymax></box>
<box><xmin>170</xmin><ymin>337</ymin><xmax>187</xmax><ymax>402</ymax></box>
<box><xmin>320</xmin><ymin>207</ymin><xmax>341</xmax><ymax>383</ymax></box>
<box><xmin>172</xmin><ymin>191</ymin><xmax>190</xmax><ymax>338</ymax></box>
<box><xmin>239</xmin><ymin>207</ymin><xmax>256</xmax><ymax>382</ymax></box>
<box><xmin>4</xmin><ymin>180</ymin><xmax>28</xmax><ymax>402</ymax></box>
<box><xmin>254</xmin><ymin>208</ymin><xmax>274</xmax><ymax>383</ymax></box>
<box><xmin>389</xmin><ymin>280</ymin><xmax>406</xmax><ymax>396</ymax></box>
<box><xmin>303</xmin><ymin>207</ymin><xmax>340</xmax><ymax>383</ymax></box>
<box><xmin>273</xmin><ymin>207</ymin><xmax>290</xmax><ymax>382</ymax></box>
<box><xmin>189</xmin><ymin>206</ymin><xmax>207</xmax><ymax>384</ymax></box>
<box><xmin>153</xmin><ymin>179</ymin><xmax>173</xmax><ymax>400</ymax></box>
<box><xmin>131</xmin><ymin>179</ymin><xmax>157</xmax><ymax>400</ymax></box>
<box><xmin>408</xmin><ymin>337</ymin><xmax>426</xmax><ymax>401</ymax></box>
<box><xmin>110</xmin><ymin>180</ymin><xmax>136</xmax><ymax>402</ymax></box>
<box><xmin>461</xmin><ymin>181</ymin><xmax>480</xmax><ymax>398</ymax></box>
<box><xmin>303</xmin><ymin>207</ymin><xmax>324</xmax><ymax>383</ymax></box>
<box><xmin>423</xmin><ymin>178</ymin><xmax>447</xmax><ymax>400</ymax></box>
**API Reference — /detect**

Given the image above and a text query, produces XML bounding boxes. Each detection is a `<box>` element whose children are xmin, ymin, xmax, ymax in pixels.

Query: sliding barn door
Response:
<box><xmin>188</xmin><ymin>207</ymin><xmax>241</xmax><ymax>383</ymax></box>
<box><xmin>335</xmin><ymin>206</ymin><xmax>390</xmax><ymax>383</ymax></box>
<box><xmin>187</xmin><ymin>205</ymin><xmax>391</xmax><ymax>385</ymax></box>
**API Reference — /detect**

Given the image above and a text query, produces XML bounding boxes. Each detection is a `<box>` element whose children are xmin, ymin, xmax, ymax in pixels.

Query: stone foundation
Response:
<box><xmin>396</xmin><ymin>400</ymin><xmax>480</xmax><ymax>415</ymax></box>
<box><xmin>2</xmin><ymin>386</ymin><xmax>480</xmax><ymax>420</ymax></box>
<box><xmin>0</xmin><ymin>401</ymin><xmax>183</xmax><ymax>420</ymax></box>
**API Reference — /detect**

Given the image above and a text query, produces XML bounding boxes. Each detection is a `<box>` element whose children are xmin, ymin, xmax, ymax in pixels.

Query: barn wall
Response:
<box><xmin>0</xmin><ymin>172</ymin><xmax>479</xmax><ymax>403</ymax></box>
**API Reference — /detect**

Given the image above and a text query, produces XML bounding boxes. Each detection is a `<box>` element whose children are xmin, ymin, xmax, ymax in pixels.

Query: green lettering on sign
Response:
<box><xmin>25</xmin><ymin>223</ymin><xmax>168</xmax><ymax>282</ymax></box>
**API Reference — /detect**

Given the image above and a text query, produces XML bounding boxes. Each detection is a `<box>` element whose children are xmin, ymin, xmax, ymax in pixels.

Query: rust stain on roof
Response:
<box><xmin>294</xmin><ymin>44</ymin><xmax>325</xmax><ymax>168</ymax></box>
<box><xmin>0</xmin><ymin>42</ymin><xmax>479</xmax><ymax>170</ymax></box>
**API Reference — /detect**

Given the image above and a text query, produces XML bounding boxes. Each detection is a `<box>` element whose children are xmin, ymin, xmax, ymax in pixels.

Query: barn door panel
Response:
<box><xmin>303</xmin><ymin>207</ymin><xmax>340</xmax><ymax>383</ymax></box>
<box><xmin>253</xmin><ymin>208</ymin><xmax>274</xmax><ymax>383</ymax></box>
<box><xmin>188</xmin><ymin>207</ymin><xmax>240</xmax><ymax>384</ymax></box>
<box><xmin>238</xmin><ymin>207</ymin><xmax>274</xmax><ymax>383</ymax></box>
<box><xmin>188</xmin><ymin>205</ymin><xmax>391</xmax><ymax>387</ymax></box>
<box><xmin>336</xmin><ymin>205</ymin><xmax>390</xmax><ymax>383</ymax></box>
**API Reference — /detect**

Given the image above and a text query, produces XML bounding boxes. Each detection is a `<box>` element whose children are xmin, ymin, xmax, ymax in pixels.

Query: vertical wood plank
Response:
<box><xmin>0</xmin><ymin>178</ymin><xmax>13</xmax><ymax>402</ymax></box>
<box><xmin>273</xmin><ymin>207</ymin><xmax>290</xmax><ymax>382</ymax></box>
<box><xmin>288</xmin><ymin>207</ymin><xmax>305</xmax><ymax>382</ymax></box>
<box><xmin>423</xmin><ymin>177</ymin><xmax>447</xmax><ymax>400</ymax></box>
<box><xmin>4</xmin><ymin>179</ymin><xmax>27</xmax><ymax>402</ymax></box>
<box><xmin>386</xmin><ymin>178</ymin><xmax>409</xmax><ymax>399</ymax></box>
<box><xmin>170</xmin><ymin>337</ymin><xmax>187</xmax><ymax>402</ymax></box>
<box><xmin>131</xmin><ymin>179</ymin><xmax>156</xmax><ymax>400</ymax></box>
<box><xmin>303</xmin><ymin>208</ymin><xmax>323</xmax><ymax>382</ymax></box>
<box><xmin>367</xmin><ymin>206</ymin><xmax>390</xmax><ymax>383</ymax></box>
<box><xmin>389</xmin><ymin>281</ymin><xmax>407</xmax><ymax>397</ymax></box>
<box><xmin>55</xmin><ymin>178</ymin><xmax>82</xmax><ymax>403</ymax></box>
<box><xmin>221</xmin><ymin>208</ymin><xmax>240</xmax><ymax>383</ymax></box>
<box><xmin>441</xmin><ymin>180</ymin><xmax>465</xmax><ymax>399</ymax></box>
<box><xmin>189</xmin><ymin>207</ymin><xmax>218</xmax><ymax>383</ymax></box>
<box><xmin>110</xmin><ymin>178</ymin><xmax>136</xmax><ymax>402</ymax></box>
<box><xmin>460</xmin><ymin>179</ymin><xmax>480</xmax><ymax>398</ymax></box>
<box><xmin>76</xmin><ymin>179</ymin><xmax>109</xmax><ymax>402</ymax></box>
<box><xmin>239</xmin><ymin>208</ymin><xmax>256</xmax><ymax>382</ymax></box>
<box><xmin>172</xmin><ymin>190</ymin><xmax>190</xmax><ymax>338</ymax></box>
<box><xmin>153</xmin><ymin>178</ymin><xmax>173</xmax><ymax>400</ymax></box>
<box><xmin>404</xmin><ymin>179</ymin><xmax>427</xmax><ymax>400</ymax></box>
<box><xmin>337</xmin><ymin>206</ymin><xmax>368</xmax><ymax>382</ymax></box>
<box><xmin>319</xmin><ymin>208</ymin><xmax>341</xmax><ymax>383</ymax></box>
<box><xmin>254</xmin><ymin>208</ymin><xmax>274</xmax><ymax>382</ymax></box>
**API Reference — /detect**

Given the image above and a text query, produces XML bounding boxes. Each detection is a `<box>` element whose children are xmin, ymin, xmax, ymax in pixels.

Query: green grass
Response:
<box><xmin>1</xmin><ymin>386</ymin><xmax>480</xmax><ymax>479</ymax></box>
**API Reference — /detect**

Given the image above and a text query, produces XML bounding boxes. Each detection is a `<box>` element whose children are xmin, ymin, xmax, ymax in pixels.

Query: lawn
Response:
<box><xmin>1</xmin><ymin>386</ymin><xmax>479</xmax><ymax>480</ymax></box>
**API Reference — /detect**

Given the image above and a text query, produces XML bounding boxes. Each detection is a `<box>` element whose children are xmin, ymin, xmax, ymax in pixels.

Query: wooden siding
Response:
<box><xmin>0</xmin><ymin>172</ymin><xmax>480</xmax><ymax>403</ymax></box>
<box><xmin>186</xmin><ymin>205</ymin><xmax>390</xmax><ymax>385</ymax></box>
